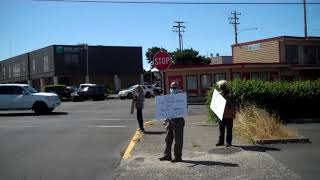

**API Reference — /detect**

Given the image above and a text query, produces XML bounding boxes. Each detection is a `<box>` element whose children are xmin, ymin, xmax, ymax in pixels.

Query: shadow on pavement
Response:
<box><xmin>144</xmin><ymin>131</ymin><xmax>166</xmax><ymax>135</ymax></box>
<box><xmin>0</xmin><ymin>112</ymin><xmax>69</xmax><ymax>117</ymax></box>
<box><xmin>182</xmin><ymin>160</ymin><xmax>239</xmax><ymax>167</ymax></box>
<box><xmin>233</xmin><ymin>145</ymin><xmax>281</xmax><ymax>152</ymax></box>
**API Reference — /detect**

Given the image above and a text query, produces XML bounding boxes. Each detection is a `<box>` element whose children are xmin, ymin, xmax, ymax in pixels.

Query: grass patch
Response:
<box><xmin>234</xmin><ymin>105</ymin><xmax>298</xmax><ymax>143</ymax></box>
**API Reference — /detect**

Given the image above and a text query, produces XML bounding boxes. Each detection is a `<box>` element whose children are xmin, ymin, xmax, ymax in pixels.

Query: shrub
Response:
<box><xmin>206</xmin><ymin>80</ymin><xmax>320</xmax><ymax>122</ymax></box>
<box><xmin>44</xmin><ymin>84</ymin><xmax>66</xmax><ymax>94</ymax></box>
<box><xmin>234</xmin><ymin>105</ymin><xmax>298</xmax><ymax>143</ymax></box>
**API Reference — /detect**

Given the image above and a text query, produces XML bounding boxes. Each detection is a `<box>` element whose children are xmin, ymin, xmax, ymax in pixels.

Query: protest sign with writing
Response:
<box><xmin>155</xmin><ymin>93</ymin><xmax>188</xmax><ymax>120</ymax></box>
<box><xmin>210</xmin><ymin>89</ymin><xmax>226</xmax><ymax>121</ymax></box>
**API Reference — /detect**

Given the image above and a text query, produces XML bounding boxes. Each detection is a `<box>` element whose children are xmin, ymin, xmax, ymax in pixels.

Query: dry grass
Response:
<box><xmin>234</xmin><ymin>105</ymin><xmax>298</xmax><ymax>143</ymax></box>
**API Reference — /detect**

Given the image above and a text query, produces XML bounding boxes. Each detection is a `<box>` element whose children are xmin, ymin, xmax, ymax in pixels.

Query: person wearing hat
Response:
<box><xmin>159</xmin><ymin>81</ymin><xmax>185</xmax><ymax>163</ymax></box>
<box><xmin>216</xmin><ymin>80</ymin><xmax>235</xmax><ymax>147</ymax></box>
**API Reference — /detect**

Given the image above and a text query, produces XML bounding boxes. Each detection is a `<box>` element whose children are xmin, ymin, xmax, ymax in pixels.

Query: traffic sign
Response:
<box><xmin>153</xmin><ymin>51</ymin><xmax>172</xmax><ymax>71</ymax></box>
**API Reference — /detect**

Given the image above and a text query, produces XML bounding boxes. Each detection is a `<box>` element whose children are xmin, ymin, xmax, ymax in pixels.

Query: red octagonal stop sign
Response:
<box><xmin>153</xmin><ymin>51</ymin><xmax>172</xmax><ymax>71</ymax></box>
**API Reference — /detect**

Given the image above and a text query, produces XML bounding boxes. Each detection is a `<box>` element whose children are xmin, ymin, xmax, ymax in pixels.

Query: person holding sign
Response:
<box><xmin>159</xmin><ymin>81</ymin><xmax>185</xmax><ymax>163</ymax></box>
<box><xmin>132</xmin><ymin>85</ymin><xmax>145</xmax><ymax>132</ymax></box>
<box><xmin>216</xmin><ymin>80</ymin><xmax>235</xmax><ymax>147</ymax></box>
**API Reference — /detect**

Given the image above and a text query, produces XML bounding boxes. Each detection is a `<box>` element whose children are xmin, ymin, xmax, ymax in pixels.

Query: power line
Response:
<box><xmin>173</xmin><ymin>21</ymin><xmax>186</xmax><ymax>51</ymax></box>
<box><xmin>33</xmin><ymin>0</ymin><xmax>320</xmax><ymax>5</ymax></box>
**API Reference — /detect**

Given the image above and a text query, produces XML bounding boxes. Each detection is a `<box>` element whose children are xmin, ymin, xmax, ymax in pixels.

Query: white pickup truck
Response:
<box><xmin>0</xmin><ymin>84</ymin><xmax>61</xmax><ymax>114</ymax></box>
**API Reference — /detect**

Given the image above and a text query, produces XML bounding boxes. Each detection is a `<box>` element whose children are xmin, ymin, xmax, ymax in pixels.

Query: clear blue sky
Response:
<box><xmin>0</xmin><ymin>0</ymin><xmax>319</xmax><ymax>70</ymax></box>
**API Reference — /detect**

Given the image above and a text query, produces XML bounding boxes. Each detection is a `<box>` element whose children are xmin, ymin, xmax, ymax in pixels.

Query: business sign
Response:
<box><xmin>247</xmin><ymin>43</ymin><xmax>261</xmax><ymax>51</ymax></box>
<box><xmin>56</xmin><ymin>46</ymin><xmax>85</xmax><ymax>54</ymax></box>
<box><xmin>155</xmin><ymin>92</ymin><xmax>188</xmax><ymax>119</ymax></box>
<box><xmin>210</xmin><ymin>89</ymin><xmax>226</xmax><ymax>121</ymax></box>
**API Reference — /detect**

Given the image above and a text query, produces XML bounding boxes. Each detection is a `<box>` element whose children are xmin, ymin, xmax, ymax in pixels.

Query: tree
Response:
<box><xmin>171</xmin><ymin>48</ymin><xmax>211</xmax><ymax>65</ymax></box>
<box><xmin>145</xmin><ymin>47</ymin><xmax>168</xmax><ymax>68</ymax></box>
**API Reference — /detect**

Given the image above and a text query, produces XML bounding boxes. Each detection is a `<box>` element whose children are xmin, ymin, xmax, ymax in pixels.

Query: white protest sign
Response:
<box><xmin>210</xmin><ymin>89</ymin><xmax>226</xmax><ymax>121</ymax></box>
<box><xmin>155</xmin><ymin>93</ymin><xmax>188</xmax><ymax>120</ymax></box>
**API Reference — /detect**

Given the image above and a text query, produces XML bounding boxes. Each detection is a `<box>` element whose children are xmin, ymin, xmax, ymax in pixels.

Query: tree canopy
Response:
<box><xmin>145</xmin><ymin>47</ymin><xmax>211</xmax><ymax>67</ymax></box>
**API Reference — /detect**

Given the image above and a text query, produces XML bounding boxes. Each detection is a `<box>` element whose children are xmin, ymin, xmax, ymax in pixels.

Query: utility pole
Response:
<box><xmin>229</xmin><ymin>11</ymin><xmax>241</xmax><ymax>44</ymax></box>
<box><xmin>173</xmin><ymin>21</ymin><xmax>186</xmax><ymax>51</ymax></box>
<box><xmin>84</xmin><ymin>44</ymin><xmax>90</xmax><ymax>83</ymax></box>
<box><xmin>303</xmin><ymin>0</ymin><xmax>308</xmax><ymax>38</ymax></box>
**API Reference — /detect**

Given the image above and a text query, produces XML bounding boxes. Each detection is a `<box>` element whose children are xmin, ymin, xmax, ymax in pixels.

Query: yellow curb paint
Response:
<box><xmin>122</xmin><ymin>120</ymin><xmax>159</xmax><ymax>160</ymax></box>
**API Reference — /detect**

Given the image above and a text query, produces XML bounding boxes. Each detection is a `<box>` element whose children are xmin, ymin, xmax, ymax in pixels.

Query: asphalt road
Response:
<box><xmin>0</xmin><ymin>98</ymin><xmax>207</xmax><ymax>180</ymax></box>
<box><xmin>267</xmin><ymin>123</ymin><xmax>320</xmax><ymax>180</ymax></box>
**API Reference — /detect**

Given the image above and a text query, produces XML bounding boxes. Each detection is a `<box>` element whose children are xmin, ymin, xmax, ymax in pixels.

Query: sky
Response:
<box><xmin>0</xmin><ymin>0</ymin><xmax>319</xmax><ymax>70</ymax></box>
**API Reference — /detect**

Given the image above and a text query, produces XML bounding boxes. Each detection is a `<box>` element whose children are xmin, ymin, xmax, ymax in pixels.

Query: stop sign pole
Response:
<box><xmin>153</xmin><ymin>51</ymin><xmax>172</xmax><ymax>95</ymax></box>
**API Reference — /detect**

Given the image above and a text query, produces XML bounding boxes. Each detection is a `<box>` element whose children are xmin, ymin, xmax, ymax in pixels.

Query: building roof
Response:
<box><xmin>232</xmin><ymin>36</ymin><xmax>320</xmax><ymax>47</ymax></box>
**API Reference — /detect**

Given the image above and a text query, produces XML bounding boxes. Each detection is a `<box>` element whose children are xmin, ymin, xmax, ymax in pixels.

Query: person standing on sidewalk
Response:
<box><xmin>132</xmin><ymin>85</ymin><xmax>145</xmax><ymax>132</ymax></box>
<box><xmin>159</xmin><ymin>81</ymin><xmax>185</xmax><ymax>163</ymax></box>
<box><xmin>216</xmin><ymin>80</ymin><xmax>235</xmax><ymax>147</ymax></box>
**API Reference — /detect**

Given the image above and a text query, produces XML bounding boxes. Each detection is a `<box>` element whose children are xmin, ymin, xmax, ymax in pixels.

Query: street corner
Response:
<box><xmin>116</xmin><ymin>144</ymin><xmax>302</xmax><ymax>180</ymax></box>
<box><xmin>122</xmin><ymin>120</ymin><xmax>163</xmax><ymax>160</ymax></box>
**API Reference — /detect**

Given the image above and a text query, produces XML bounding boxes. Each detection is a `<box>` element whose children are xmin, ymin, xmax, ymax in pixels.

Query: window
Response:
<box><xmin>32</xmin><ymin>60</ymin><xmax>36</xmax><ymax>73</ymax></box>
<box><xmin>0</xmin><ymin>86</ymin><xmax>23</xmax><ymax>95</ymax></box>
<box><xmin>0</xmin><ymin>86</ymin><xmax>9</xmax><ymax>94</ymax></box>
<box><xmin>65</xmin><ymin>54</ymin><xmax>72</xmax><ymax>64</ymax></box>
<box><xmin>214</xmin><ymin>73</ymin><xmax>226</xmax><ymax>83</ymax></box>
<box><xmin>71</xmin><ymin>54</ymin><xmax>79</xmax><ymax>64</ymax></box>
<box><xmin>186</xmin><ymin>75</ymin><xmax>198</xmax><ymax>97</ymax></box>
<box><xmin>2</xmin><ymin>67</ymin><xmax>5</xmax><ymax>77</ymax></box>
<box><xmin>43</xmin><ymin>56</ymin><xmax>49</xmax><ymax>72</ymax></box>
<box><xmin>13</xmin><ymin>64</ymin><xmax>21</xmax><ymax>77</ymax></box>
<box><xmin>251</xmin><ymin>72</ymin><xmax>269</xmax><ymax>81</ymax></box>
<box><xmin>8</xmin><ymin>66</ymin><xmax>11</xmax><ymax>78</ymax></box>
<box><xmin>285</xmin><ymin>45</ymin><xmax>298</xmax><ymax>64</ymax></box>
<box><xmin>200</xmin><ymin>74</ymin><xmax>212</xmax><ymax>96</ymax></box>
<box><xmin>232</xmin><ymin>72</ymin><xmax>241</xmax><ymax>80</ymax></box>
<box><xmin>304</xmin><ymin>46</ymin><xmax>317</xmax><ymax>64</ymax></box>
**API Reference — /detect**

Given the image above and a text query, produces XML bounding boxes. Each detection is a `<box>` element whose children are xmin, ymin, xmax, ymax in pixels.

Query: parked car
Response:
<box><xmin>118</xmin><ymin>84</ymin><xmax>154</xmax><ymax>99</ymax></box>
<box><xmin>71</xmin><ymin>84</ymin><xmax>106</xmax><ymax>101</ymax></box>
<box><xmin>152</xmin><ymin>82</ymin><xmax>163</xmax><ymax>95</ymax></box>
<box><xmin>0</xmin><ymin>84</ymin><xmax>61</xmax><ymax>114</ymax></box>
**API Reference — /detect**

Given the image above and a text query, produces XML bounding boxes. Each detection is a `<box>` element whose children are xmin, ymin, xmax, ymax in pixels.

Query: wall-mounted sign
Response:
<box><xmin>56</xmin><ymin>46</ymin><xmax>85</xmax><ymax>54</ymax></box>
<box><xmin>247</xmin><ymin>43</ymin><xmax>261</xmax><ymax>51</ymax></box>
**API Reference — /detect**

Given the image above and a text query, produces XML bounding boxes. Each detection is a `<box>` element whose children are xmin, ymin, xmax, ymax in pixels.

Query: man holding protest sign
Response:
<box><xmin>215</xmin><ymin>80</ymin><xmax>235</xmax><ymax>147</ymax></box>
<box><xmin>158</xmin><ymin>82</ymin><xmax>185</xmax><ymax>163</ymax></box>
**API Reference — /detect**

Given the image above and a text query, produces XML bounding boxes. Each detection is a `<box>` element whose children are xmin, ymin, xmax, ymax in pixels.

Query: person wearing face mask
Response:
<box><xmin>159</xmin><ymin>81</ymin><xmax>185</xmax><ymax>163</ymax></box>
<box><xmin>215</xmin><ymin>80</ymin><xmax>235</xmax><ymax>147</ymax></box>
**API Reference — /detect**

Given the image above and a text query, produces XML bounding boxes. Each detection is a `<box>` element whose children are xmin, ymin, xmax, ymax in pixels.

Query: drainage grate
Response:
<box><xmin>208</xmin><ymin>147</ymin><xmax>242</xmax><ymax>155</ymax></box>
<box><xmin>133</xmin><ymin>157</ymin><xmax>145</xmax><ymax>162</ymax></box>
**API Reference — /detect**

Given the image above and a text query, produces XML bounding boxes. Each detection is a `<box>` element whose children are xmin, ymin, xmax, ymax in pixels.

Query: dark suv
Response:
<box><xmin>72</xmin><ymin>85</ymin><xmax>106</xmax><ymax>101</ymax></box>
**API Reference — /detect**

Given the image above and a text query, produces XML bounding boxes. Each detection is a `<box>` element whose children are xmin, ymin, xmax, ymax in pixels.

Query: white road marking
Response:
<box><xmin>0</xmin><ymin>126</ymin><xmax>40</xmax><ymax>128</ymax></box>
<box><xmin>88</xmin><ymin>125</ymin><xmax>127</xmax><ymax>128</ymax></box>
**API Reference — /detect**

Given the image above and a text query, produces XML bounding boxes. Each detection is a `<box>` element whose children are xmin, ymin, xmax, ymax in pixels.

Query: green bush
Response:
<box><xmin>44</xmin><ymin>84</ymin><xmax>66</xmax><ymax>95</ymax></box>
<box><xmin>206</xmin><ymin>80</ymin><xmax>320</xmax><ymax>122</ymax></box>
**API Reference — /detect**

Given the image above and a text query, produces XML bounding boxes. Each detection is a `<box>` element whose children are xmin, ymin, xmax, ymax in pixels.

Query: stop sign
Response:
<box><xmin>153</xmin><ymin>51</ymin><xmax>172</xmax><ymax>71</ymax></box>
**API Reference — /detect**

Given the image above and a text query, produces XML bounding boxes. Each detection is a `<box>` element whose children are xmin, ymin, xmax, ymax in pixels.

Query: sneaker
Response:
<box><xmin>159</xmin><ymin>156</ymin><xmax>172</xmax><ymax>161</ymax></box>
<box><xmin>171</xmin><ymin>157</ymin><xmax>182</xmax><ymax>163</ymax></box>
<box><xmin>215</xmin><ymin>143</ymin><xmax>224</xmax><ymax>146</ymax></box>
<box><xmin>226</xmin><ymin>143</ymin><xmax>232</xmax><ymax>147</ymax></box>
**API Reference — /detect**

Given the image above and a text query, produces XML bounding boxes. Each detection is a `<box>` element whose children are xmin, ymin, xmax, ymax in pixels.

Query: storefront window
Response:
<box><xmin>186</xmin><ymin>75</ymin><xmax>198</xmax><ymax>97</ymax></box>
<box><xmin>251</xmin><ymin>72</ymin><xmax>269</xmax><ymax>81</ymax></box>
<box><xmin>200</xmin><ymin>74</ymin><xmax>211</xmax><ymax>96</ymax></box>
<box><xmin>232</xmin><ymin>72</ymin><xmax>241</xmax><ymax>80</ymax></box>
<box><xmin>214</xmin><ymin>73</ymin><xmax>226</xmax><ymax>83</ymax></box>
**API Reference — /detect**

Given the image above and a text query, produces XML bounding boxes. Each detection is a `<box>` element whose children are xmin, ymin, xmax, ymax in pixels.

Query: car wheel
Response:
<box><xmin>127</xmin><ymin>93</ymin><xmax>133</xmax><ymax>99</ymax></box>
<box><xmin>48</xmin><ymin>108</ymin><xmax>54</xmax><ymax>112</ymax></box>
<box><xmin>33</xmin><ymin>101</ymin><xmax>49</xmax><ymax>115</ymax></box>
<box><xmin>145</xmin><ymin>92</ymin><xmax>151</xmax><ymax>98</ymax></box>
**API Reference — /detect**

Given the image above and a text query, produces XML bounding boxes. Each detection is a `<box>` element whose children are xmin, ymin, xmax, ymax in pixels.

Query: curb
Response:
<box><xmin>122</xmin><ymin>120</ymin><xmax>158</xmax><ymax>160</ymax></box>
<box><xmin>254</xmin><ymin>137</ymin><xmax>311</xmax><ymax>144</ymax></box>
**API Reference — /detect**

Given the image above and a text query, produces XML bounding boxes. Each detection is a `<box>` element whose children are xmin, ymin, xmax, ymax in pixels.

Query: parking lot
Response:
<box><xmin>0</xmin><ymin>98</ymin><xmax>207</xmax><ymax>180</ymax></box>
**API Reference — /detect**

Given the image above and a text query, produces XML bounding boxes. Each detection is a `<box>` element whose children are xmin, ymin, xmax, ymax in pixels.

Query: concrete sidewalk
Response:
<box><xmin>114</xmin><ymin>116</ymin><xmax>301</xmax><ymax>180</ymax></box>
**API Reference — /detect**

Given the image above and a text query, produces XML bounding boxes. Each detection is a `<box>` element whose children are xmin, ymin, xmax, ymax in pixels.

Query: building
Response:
<box><xmin>0</xmin><ymin>45</ymin><xmax>143</xmax><ymax>91</ymax></box>
<box><xmin>165</xmin><ymin>36</ymin><xmax>320</xmax><ymax>101</ymax></box>
<box><xmin>210</xmin><ymin>55</ymin><xmax>232</xmax><ymax>65</ymax></box>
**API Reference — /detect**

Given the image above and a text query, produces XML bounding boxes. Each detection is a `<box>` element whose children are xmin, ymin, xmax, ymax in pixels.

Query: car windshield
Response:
<box><xmin>23</xmin><ymin>86</ymin><xmax>38</xmax><ymax>94</ymax></box>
